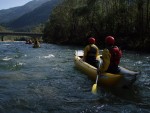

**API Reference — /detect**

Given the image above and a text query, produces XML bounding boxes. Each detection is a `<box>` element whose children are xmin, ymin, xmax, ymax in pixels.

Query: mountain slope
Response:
<box><xmin>7</xmin><ymin>0</ymin><xmax>61</xmax><ymax>31</ymax></box>
<box><xmin>0</xmin><ymin>0</ymin><xmax>50</xmax><ymax>23</ymax></box>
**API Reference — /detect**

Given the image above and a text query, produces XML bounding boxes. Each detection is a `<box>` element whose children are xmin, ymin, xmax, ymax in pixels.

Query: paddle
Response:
<box><xmin>92</xmin><ymin>61</ymin><xmax>101</xmax><ymax>94</ymax></box>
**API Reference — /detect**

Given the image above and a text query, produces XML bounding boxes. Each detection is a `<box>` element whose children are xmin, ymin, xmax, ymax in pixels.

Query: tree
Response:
<box><xmin>43</xmin><ymin>0</ymin><xmax>150</xmax><ymax>52</ymax></box>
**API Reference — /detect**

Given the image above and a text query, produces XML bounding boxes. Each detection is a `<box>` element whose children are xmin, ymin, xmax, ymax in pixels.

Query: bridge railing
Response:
<box><xmin>0</xmin><ymin>31</ymin><xmax>43</xmax><ymax>37</ymax></box>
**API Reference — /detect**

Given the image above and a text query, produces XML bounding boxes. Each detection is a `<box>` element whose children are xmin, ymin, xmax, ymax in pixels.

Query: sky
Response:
<box><xmin>0</xmin><ymin>0</ymin><xmax>32</xmax><ymax>10</ymax></box>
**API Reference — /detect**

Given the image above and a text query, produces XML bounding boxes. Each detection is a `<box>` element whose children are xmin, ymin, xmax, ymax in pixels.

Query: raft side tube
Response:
<box><xmin>119</xmin><ymin>66</ymin><xmax>140</xmax><ymax>76</ymax></box>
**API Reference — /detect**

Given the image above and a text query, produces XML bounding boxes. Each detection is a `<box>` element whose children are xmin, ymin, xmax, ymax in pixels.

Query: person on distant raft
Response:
<box><xmin>83</xmin><ymin>37</ymin><xmax>100</xmax><ymax>68</ymax></box>
<box><xmin>28</xmin><ymin>39</ymin><xmax>32</xmax><ymax>44</ymax></box>
<box><xmin>98</xmin><ymin>36</ymin><xmax>122</xmax><ymax>74</ymax></box>
<box><xmin>25</xmin><ymin>39</ymin><xmax>32</xmax><ymax>44</ymax></box>
<box><xmin>33</xmin><ymin>39</ymin><xmax>40</xmax><ymax>48</ymax></box>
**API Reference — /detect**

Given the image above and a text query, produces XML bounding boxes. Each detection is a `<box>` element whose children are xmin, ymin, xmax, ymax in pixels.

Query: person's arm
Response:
<box><xmin>96</xmin><ymin>46</ymin><xmax>100</xmax><ymax>56</ymax></box>
<box><xmin>98</xmin><ymin>49</ymin><xmax>111</xmax><ymax>73</ymax></box>
<box><xmin>83</xmin><ymin>45</ymin><xmax>89</xmax><ymax>61</ymax></box>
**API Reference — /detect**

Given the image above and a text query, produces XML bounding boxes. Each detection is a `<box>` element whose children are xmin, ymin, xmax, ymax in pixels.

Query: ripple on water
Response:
<box><xmin>0</xmin><ymin>42</ymin><xmax>149</xmax><ymax>113</ymax></box>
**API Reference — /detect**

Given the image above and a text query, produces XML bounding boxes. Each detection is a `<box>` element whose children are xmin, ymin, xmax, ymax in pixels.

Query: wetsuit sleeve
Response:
<box><xmin>99</xmin><ymin>49</ymin><xmax>111</xmax><ymax>72</ymax></box>
<box><xmin>83</xmin><ymin>45</ymin><xmax>89</xmax><ymax>61</ymax></box>
<box><xmin>95</xmin><ymin>45</ymin><xmax>100</xmax><ymax>57</ymax></box>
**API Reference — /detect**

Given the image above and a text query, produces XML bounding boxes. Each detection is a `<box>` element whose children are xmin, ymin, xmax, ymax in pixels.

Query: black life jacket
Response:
<box><xmin>85</xmin><ymin>45</ymin><xmax>98</xmax><ymax>68</ymax></box>
<box><xmin>86</xmin><ymin>45</ymin><xmax>97</xmax><ymax>60</ymax></box>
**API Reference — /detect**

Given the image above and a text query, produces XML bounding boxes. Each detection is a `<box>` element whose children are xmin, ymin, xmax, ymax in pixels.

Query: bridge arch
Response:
<box><xmin>0</xmin><ymin>31</ymin><xmax>44</xmax><ymax>41</ymax></box>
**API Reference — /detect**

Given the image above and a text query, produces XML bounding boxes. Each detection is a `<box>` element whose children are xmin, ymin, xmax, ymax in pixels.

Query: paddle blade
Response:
<box><xmin>92</xmin><ymin>84</ymin><xmax>97</xmax><ymax>94</ymax></box>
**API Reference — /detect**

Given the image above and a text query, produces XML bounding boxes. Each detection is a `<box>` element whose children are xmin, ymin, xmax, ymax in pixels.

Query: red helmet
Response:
<box><xmin>88</xmin><ymin>37</ymin><xmax>95</xmax><ymax>44</ymax></box>
<box><xmin>105</xmin><ymin>36</ymin><xmax>115</xmax><ymax>45</ymax></box>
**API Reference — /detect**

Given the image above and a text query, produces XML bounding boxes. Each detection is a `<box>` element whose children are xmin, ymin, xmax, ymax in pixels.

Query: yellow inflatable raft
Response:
<box><xmin>74</xmin><ymin>50</ymin><xmax>140</xmax><ymax>87</ymax></box>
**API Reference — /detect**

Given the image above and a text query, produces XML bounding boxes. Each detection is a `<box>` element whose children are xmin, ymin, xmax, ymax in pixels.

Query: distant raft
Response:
<box><xmin>74</xmin><ymin>50</ymin><xmax>140</xmax><ymax>87</ymax></box>
<box><xmin>33</xmin><ymin>40</ymin><xmax>40</xmax><ymax>48</ymax></box>
<box><xmin>33</xmin><ymin>44</ymin><xmax>40</xmax><ymax>48</ymax></box>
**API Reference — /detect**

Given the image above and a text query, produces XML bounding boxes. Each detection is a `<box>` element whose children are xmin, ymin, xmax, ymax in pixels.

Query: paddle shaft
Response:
<box><xmin>95</xmin><ymin>61</ymin><xmax>101</xmax><ymax>84</ymax></box>
<box><xmin>95</xmin><ymin>74</ymin><xmax>99</xmax><ymax>84</ymax></box>
<box><xmin>91</xmin><ymin>60</ymin><xmax>101</xmax><ymax>94</ymax></box>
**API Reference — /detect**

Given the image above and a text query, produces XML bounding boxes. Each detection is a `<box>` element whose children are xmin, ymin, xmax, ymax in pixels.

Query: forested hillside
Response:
<box><xmin>7</xmin><ymin>0</ymin><xmax>61</xmax><ymax>31</ymax></box>
<box><xmin>0</xmin><ymin>0</ymin><xmax>50</xmax><ymax>23</ymax></box>
<box><xmin>43</xmin><ymin>0</ymin><xmax>150</xmax><ymax>52</ymax></box>
<box><xmin>0</xmin><ymin>26</ymin><xmax>9</xmax><ymax>31</ymax></box>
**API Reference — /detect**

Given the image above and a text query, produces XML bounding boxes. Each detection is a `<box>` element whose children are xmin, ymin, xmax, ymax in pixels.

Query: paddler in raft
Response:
<box><xmin>98</xmin><ymin>36</ymin><xmax>122</xmax><ymax>74</ymax></box>
<box><xmin>25</xmin><ymin>39</ymin><xmax>32</xmax><ymax>44</ymax></box>
<box><xmin>33</xmin><ymin>39</ymin><xmax>40</xmax><ymax>48</ymax></box>
<box><xmin>83</xmin><ymin>37</ymin><xmax>100</xmax><ymax>68</ymax></box>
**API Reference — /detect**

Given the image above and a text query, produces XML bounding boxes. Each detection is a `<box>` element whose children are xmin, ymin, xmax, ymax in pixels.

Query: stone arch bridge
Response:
<box><xmin>0</xmin><ymin>31</ymin><xmax>43</xmax><ymax>41</ymax></box>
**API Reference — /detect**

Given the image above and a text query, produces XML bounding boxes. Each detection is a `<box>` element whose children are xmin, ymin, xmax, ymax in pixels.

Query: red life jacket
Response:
<box><xmin>109</xmin><ymin>46</ymin><xmax>122</xmax><ymax>66</ymax></box>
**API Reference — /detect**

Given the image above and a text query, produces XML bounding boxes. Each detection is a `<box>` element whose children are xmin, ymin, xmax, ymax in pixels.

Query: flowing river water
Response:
<box><xmin>0</xmin><ymin>41</ymin><xmax>149</xmax><ymax>113</ymax></box>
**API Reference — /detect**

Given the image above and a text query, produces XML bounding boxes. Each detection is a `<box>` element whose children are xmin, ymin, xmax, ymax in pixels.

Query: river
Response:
<box><xmin>0</xmin><ymin>41</ymin><xmax>149</xmax><ymax>113</ymax></box>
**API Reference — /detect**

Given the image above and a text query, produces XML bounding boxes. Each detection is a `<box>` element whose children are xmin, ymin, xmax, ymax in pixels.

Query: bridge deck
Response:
<box><xmin>0</xmin><ymin>32</ymin><xmax>43</xmax><ymax>37</ymax></box>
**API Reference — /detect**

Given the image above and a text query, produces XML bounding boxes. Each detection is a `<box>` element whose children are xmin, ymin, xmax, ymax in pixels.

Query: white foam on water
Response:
<box><xmin>3</xmin><ymin>57</ymin><xmax>12</xmax><ymax>61</ymax></box>
<box><xmin>39</xmin><ymin>54</ymin><xmax>55</xmax><ymax>59</ymax></box>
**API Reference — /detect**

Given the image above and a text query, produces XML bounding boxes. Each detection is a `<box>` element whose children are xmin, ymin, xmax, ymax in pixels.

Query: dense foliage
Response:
<box><xmin>44</xmin><ymin>0</ymin><xmax>150</xmax><ymax>52</ymax></box>
<box><xmin>0</xmin><ymin>26</ymin><xmax>6</xmax><ymax>31</ymax></box>
<box><xmin>0</xmin><ymin>26</ymin><xmax>14</xmax><ymax>41</ymax></box>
